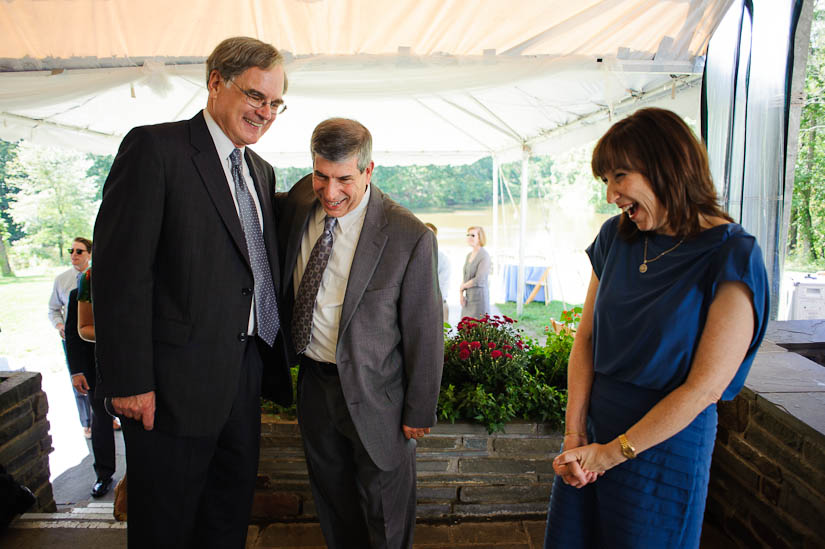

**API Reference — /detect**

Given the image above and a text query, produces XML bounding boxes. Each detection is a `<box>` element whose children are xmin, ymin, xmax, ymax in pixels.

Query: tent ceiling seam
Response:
<box><xmin>465</xmin><ymin>92</ymin><xmax>525</xmax><ymax>143</ymax></box>
<box><xmin>413</xmin><ymin>98</ymin><xmax>495</xmax><ymax>152</ymax></box>
<box><xmin>436</xmin><ymin>95</ymin><xmax>523</xmax><ymax>143</ymax></box>
<box><xmin>525</xmin><ymin>74</ymin><xmax>702</xmax><ymax>147</ymax></box>
<box><xmin>0</xmin><ymin>111</ymin><xmax>120</xmax><ymax>138</ymax></box>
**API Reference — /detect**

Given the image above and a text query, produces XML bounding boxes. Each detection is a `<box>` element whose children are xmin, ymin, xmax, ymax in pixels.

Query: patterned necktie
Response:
<box><xmin>230</xmin><ymin>148</ymin><xmax>279</xmax><ymax>346</ymax></box>
<box><xmin>292</xmin><ymin>215</ymin><xmax>337</xmax><ymax>354</ymax></box>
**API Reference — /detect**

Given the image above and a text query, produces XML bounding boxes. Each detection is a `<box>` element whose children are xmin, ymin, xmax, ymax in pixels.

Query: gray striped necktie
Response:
<box><xmin>292</xmin><ymin>215</ymin><xmax>337</xmax><ymax>354</ymax></box>
<box><xmin>229</xmin><ymin>148</ymin><xmax>279</xmax><ymax>346</ymax></box>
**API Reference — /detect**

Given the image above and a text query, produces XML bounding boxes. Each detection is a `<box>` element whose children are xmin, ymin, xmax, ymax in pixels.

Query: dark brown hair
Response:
<box><xmin>591</xmin><ymin>107</ymin><xmax>731</xmax><ymax>240</ymax></box>
<box><xmin>73</xmin><ymin>237</ymin><xmax>92</xmax><ymax>254</ymax></box>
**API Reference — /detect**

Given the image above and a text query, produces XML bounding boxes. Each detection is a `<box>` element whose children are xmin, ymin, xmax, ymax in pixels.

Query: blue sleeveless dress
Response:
<box><xmin>545</xmin><ymin>216</ymin><xmax>769</xmax><ymax>549</ymax></box>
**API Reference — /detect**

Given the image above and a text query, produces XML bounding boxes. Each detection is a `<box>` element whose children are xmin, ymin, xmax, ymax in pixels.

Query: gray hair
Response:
<box><xmin>310</xmin><ymin>118</ymin><xmax>373</xmax><ymax>172</ymax></box>
<box><xmin>206</xmin><ymin>36</ymin><xmax>288</xmax><ymax>93</ymax></box>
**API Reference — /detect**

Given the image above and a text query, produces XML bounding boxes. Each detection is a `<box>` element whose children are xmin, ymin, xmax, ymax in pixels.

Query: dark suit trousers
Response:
<box><xmin>298</xmin><ymin>359</ymin><xmax>417</xmax><ymax>549</ymax></box>
<box><xmin>62</xmin><ymin>340</ymin><xmax>91</xmax><ymax>428</ymax></box>
<box><xmin>121</xmin><ymin>337</ymin><xmax>264</xmax><ymax>549</ymax></box>
<box><xmin>90</xmin><ymin>393</ymin><xmax>115</xmax><ymax>481</ymax></box>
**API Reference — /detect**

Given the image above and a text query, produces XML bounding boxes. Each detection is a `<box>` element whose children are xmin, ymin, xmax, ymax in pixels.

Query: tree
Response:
<box><xmin>0</xmin><ymin>218</ymin><xmax>13</xmax><ymax>276</ymax></box>
<box><xmin>85</xmin><ymin>153</ymin><xmax>114</xmax><ymax>199</ymax></box>
<box><xmin>7</xmin><ymin>143</ymin><xmax>99</xmax><ymax>263</ymax></box>
<box><xmin>790</xmin><ymin>1</ymin><xmax>825</xmax><ymax>266</ymax></box>
<box><xmin>0</xmin><ymin>140</ymin><xmax>20</xmax><ymax>275</ymax></box>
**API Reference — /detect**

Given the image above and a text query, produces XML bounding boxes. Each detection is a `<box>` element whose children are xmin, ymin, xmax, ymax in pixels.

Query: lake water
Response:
<box><xmin>411</xmin><ymin>197</ymin><xmax>613</xmax><ymax>324</ymax></box>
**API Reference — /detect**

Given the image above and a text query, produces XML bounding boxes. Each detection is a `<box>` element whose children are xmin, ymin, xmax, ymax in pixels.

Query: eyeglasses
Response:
<box><xmin>68</xmin><ymin>248</ymin><xmax>88</xmax><ymax>255</ymax></box>
<box><xmin>228</xmin><ymin>79</ymin><xmax>287</xmax><ymax>115</ymax></box>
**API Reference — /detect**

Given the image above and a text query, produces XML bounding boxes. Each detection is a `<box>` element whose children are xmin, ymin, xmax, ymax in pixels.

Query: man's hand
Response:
<box><xmin>402</xmin><ymin>425</ymin><xmax>430</xmax><ymax>440</ymax></box>
<box><xmin>56</xmin><ymin>322</ymin><xmax>66</xmax><ymax>339</ymax></box>
<box><xmin>71</xmin><ymin>374</ymin><xmax>90</xmax><ymax>395</ymax></box>
<box><xmin>112</xmin><ymin>391</ymin><xmax>156</xmax><ymax>431</ymax></box>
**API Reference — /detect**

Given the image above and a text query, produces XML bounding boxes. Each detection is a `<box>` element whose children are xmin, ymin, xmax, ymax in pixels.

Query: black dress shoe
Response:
<box><xmin>91</xmin><ymin>477</ymin><xmax>113</xmax><ymax>498</ymax></box>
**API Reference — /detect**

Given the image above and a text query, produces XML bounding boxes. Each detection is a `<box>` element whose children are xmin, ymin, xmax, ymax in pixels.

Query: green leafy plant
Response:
<box><xmin>559</xmin><ymin>306</ymin><xmax>582</xmax><ymax>330</ymax></box>
<box><xmin>438</xmin><ymin>314</ymin><xmax>569</xmax><ymax>433</ymax></box>
<box><xmin>263</xmin><ymin>311</ymin><xmax>575</xmax><ymax>434</ymax></box>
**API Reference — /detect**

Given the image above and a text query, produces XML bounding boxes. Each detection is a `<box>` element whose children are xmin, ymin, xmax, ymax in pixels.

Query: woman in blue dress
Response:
<box><xmin>544</xmin><ymin>108</ymin><xmax>769</xmax><ymax>549</ymax></box>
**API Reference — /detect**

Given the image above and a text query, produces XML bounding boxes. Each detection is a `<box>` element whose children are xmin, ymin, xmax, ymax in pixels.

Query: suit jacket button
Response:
<box><xmin>242</xmin><ymin>288</ymin><xmax>253</xmax><ymax>296</ymax></box>
<box><xmin>238</xmin><ymin>332</ymin><xmax>248</xmax><ymax>342</ymax></box>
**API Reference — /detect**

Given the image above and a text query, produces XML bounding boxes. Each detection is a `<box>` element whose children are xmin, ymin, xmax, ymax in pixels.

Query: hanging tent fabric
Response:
<box><xmin>0</xmin><ymin>0</ymin><xmax>732</xmax><ymax>167</ymax></box>
<box><xmin>2</xmin><ymin>0</ymin><xmax>808</xmax><ymax>318</ymax></box>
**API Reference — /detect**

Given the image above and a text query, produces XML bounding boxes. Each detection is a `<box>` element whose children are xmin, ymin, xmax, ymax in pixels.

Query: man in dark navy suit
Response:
<box><xmin>92</xmin><ymin>37</ymin><xmax>292</xmax><ymax>548</ymax></box>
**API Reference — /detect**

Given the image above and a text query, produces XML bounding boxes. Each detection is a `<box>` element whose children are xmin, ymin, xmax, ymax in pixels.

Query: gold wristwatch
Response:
<box><xmin>618</xmin><ymin>433</ymin><xmax>636</xmax><ymax>459</ymax></box>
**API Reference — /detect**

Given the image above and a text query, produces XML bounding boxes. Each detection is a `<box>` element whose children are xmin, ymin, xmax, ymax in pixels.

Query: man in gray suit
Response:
<box><xmin>276</xmin><ymin>118</ymin><xmax>444</xmax><ymax>548</ymax></box>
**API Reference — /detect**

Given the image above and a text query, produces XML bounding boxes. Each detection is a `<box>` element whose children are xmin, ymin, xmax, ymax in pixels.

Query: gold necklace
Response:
<box><xmin>639</xmin><ymin>236</ymin><xmax>684</xmax><ymax>273</ymax></box>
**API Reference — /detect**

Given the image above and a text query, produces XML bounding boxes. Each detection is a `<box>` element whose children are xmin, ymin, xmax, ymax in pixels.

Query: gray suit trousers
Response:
<box><xmin>297</xmin><ymin>359</ymin><xmax>417</xmax><ymax>549</ymax></box>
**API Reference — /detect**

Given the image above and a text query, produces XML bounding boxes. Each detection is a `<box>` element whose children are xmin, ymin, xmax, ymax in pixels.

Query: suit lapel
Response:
<box><xmin>338</xmin><ymin>186</ymin><xmax>388</xmax><ymax>340</ymax></box>
<box><xmin>189</xmin><ymin>113</ymin><xmax>251</xmax><ymax>266</ymax></box>
<box><xmin>283</xmin><ymin>175</ymin><xmax>317</xmax><ymax>295</ymax></box>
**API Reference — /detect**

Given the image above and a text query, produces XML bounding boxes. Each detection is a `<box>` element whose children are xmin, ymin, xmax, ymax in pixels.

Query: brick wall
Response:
<box><xmin>0</xmin><ymin>371</ymin><xmax>56</xmax><ymax>512</ymax></box>
<box><xmin>706</xmin><ymin>337</ymin><xmax>825</xmax><ymax>548</ymax></box>
<box><xmin>254</xmin><ymin>416</ymin><xmax>559</xmax><ymax>521</ymax></box>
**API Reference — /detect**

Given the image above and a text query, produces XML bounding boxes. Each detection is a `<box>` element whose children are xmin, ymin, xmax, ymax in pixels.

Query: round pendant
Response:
<box><xmin>639</xmin><ymin>263</ymin><xmax>648</xmax><ymax>273</ymax></box>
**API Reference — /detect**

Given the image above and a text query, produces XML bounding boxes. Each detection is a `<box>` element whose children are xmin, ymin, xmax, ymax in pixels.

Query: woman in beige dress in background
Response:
<box><xmin>460</xmin><ymin>226</ymin><xmax>491</xmax><ymax>319</ymax></box>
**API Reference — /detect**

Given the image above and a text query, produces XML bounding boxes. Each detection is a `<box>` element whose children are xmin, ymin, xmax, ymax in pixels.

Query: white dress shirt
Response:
<box><xmin>293</xmin><ymin>185</ymin><xmax>371</xmax><ymax>364</ymax></box>
<box><xmin>48</xmin><ymin>267</ymin><xmax>86</xmax><ymax>327</ymax></box>
<box><xmin>437</xmin><ymin>249</ymin><xmax>450</xmax><ymax>302</ymax></box>
<box><xmin>203</xmin><ymin>109</ymin><xmax>264</xmax><ymax>335</ymax></box>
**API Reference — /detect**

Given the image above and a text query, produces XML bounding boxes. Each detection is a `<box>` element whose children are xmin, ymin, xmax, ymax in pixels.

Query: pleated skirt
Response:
<box><xmin>544</xmin><ymin>373</ymin><xmax>717</xmax><ymax>549</ymax></box>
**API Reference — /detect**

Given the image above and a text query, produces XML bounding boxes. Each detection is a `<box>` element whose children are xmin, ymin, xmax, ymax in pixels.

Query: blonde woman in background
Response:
<box><xmin>459</xmin><ymin>226</ymin><xmax>491</xmax><ymax>319</ymax></box>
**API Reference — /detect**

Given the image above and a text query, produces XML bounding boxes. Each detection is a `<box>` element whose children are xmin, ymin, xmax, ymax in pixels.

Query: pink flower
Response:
<box><xmin>505</xmin><ymin>353</ymin><xmax>513</xmax><ymax>359</ymax></box>
<box><xmin>459</xmin><ymin>349</ymin><xmax>471</xmax><ymax>360</ymax></box>
<box><xmin>491</xmin><ymin>350</ymin><xmax>503</xmax><ymax>359</ymax></box>
<box><xmin>488</xmin><ymin>342</ymin><xmax>496</xmax><ymax>349</ymax></box>
<box><xmin>459</xmin><ymin>341</ymin><xmax>469</xmax><ymax>349</ymax></box>
<box><xmin>470</xmin><ymin>341</ymin><xmax>481</xmax><ymax>350</ymax></box>
<box><xmin>502</xmin><ymin>345</ymin><xmax>512</xmax><ymax>350</ymax></box>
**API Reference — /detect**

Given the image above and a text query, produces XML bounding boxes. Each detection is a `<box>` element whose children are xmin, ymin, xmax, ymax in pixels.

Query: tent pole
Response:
<box><xmin>517</xmin><ymin>146</ymin><xmax>530</xmax><ymax>316</ymax></box>
<box><xmin>492</xmin><ymin>155</ymin><xmax>499</xmax><ymax>260</ymax></box>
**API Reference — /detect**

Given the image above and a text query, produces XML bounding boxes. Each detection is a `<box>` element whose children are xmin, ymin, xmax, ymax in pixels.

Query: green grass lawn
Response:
<box><xmin>495</xmin><ymin>300</ymin><xmax>581</xmax><ymax>342</ymax></box>
<box><xmin>0</xmin><ymin>270</ymin><xmax>67</xmax><ymax>374</ymax></box>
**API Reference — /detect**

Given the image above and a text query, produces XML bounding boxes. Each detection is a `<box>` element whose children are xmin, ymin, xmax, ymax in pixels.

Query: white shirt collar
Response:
<box><xmin>203</xmin><ymin>108</ymin><xmax>244</xmax><ymax>162</ymax></box>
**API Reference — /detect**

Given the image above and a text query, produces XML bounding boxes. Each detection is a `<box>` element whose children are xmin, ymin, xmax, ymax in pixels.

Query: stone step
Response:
<box><xmin>14</xmin><ymin>503</ymin><xmax>125</xmax><ymax>529</ymax></box>
<box><xmin>260</xmin><ymin>470</ymin><xmax>553</xmax><ymax>485</ymax></box>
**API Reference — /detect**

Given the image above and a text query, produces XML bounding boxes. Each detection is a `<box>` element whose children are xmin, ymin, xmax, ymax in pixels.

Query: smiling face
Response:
<box><xmin>312</xmin><ymin>155</ymin><xmax>373</xmax><ymax>218</ymax></box>
<box><xmin>207</xmin><ymin>65</ymin><xmax>284</xmax><ymax>148</ymax></box>
<box><xmin>603</xmin><ymin>169</ymin><xmax>671</xmax><ymax>235</ymax></box>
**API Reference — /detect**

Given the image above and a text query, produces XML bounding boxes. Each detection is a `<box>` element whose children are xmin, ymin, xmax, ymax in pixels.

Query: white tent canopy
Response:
<box><xmin>0</xmin><ymin>0</ymin><xmax>732</xmax><ymax>167</ymax></box>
